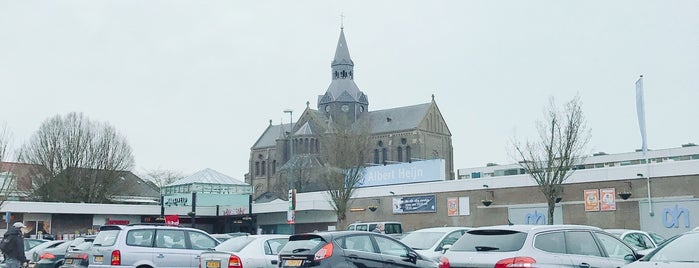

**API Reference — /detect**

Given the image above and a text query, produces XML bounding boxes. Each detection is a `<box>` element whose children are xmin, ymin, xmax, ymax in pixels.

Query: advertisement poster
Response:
<box><xmin>447</xmin><ymin>198</ymin><xmax>458</xmax><ymax>216</ymax></box>
<box><xmin>393</xmin><ymin>195</ymin><xmax>437</xmax><ymax>214</ymax></box>
<box><xmin>584</xmin><ymin>189</ymin><xmax>600</xmax><ymax>211</ymax></box>
<box><xmin>600</xmin><ymin>188</ymin><xmax>617</xmax><ymax>211</ymax></box>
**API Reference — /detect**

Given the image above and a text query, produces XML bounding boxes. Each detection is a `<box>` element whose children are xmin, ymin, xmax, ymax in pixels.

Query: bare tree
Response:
<box><xmin>319</xmin><ymin>116</ymin><xmax>371</xmax><ymax>229</ymax></box>
<box><xmin>512</xmin><ymin>95</ymin><xmax>590</xmax><ymax>224</ymax></box>
<box><xmin>19</xmin><ymin>112</ymin><xmax>135</xmax><ymax>203</ymax></box>
<box><xmin>145</xmin><ymin>169</ymin><xmax>183</xmax><ymax>189</ymax></box>
<box><xmin>0</xmin><ymin>123</ymin><xmax>16</xmax><ymax>208</ymax></box>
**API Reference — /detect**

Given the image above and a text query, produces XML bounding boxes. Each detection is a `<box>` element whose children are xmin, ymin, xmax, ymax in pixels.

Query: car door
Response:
<box><xmin>373</xmin><ymin>235</ymin><xmax>420</xmax><ymax>268</ymax></box>
<box><xmin>564</xmin><ymin>231</ymin><xmax>611</xmax><ymax>268</ymax></box>
<box><xmin>186</xmin><ymin>230</ymin><xmax>219</xmax><ymax>267</ymax></box>
<box><xmin>533</xmin><ymin>231</ymin><xmax>576</xmax><ymax>267</ymax></box>
<box><xmin>593</xmin><ymin>232</ymin><xmax>637</xmax><ymax>267</ymax></box>
<box><xmin>153</xmin><ymin>229</ymin><xmax>193</xmax><ymax>268</ymax></box>
<box><xmin>338</xmin><ymin>234</ymin><xmax>384</xmax><ymax>268</ymax></box>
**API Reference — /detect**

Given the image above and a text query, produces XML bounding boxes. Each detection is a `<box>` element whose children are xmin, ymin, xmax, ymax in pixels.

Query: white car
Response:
<box><xmin>199</xmin><ymin>234</ymin><xmax>289</xmax><ymax>268</ymax></box>
<box><xmin>623</xmin><ymin>229</ymin><xmax>698</xmax><ymax>267</ymax></box>
<box><xmin>605</xmin><ymin>229</ymin><xmax>665</xmax><ymax>251</ymax></box>
<box><xmin>399</xmin><ymin>226</ymin><xmax>470</xmax><ymax>260</ymax></box>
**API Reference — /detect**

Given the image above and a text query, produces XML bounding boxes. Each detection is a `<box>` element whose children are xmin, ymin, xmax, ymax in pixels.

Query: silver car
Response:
<box><xmin>400</xmin><ymin>227</ymin><xmax>470</xmax><ymax>261</ymax></box>
<box><xmin>199</xmin><ymin>234</ymin><xmax>289</xmax><ymax>268</ymax></box>
<box><xmin>442</xmin><ymin>225</ymin><xmax>640</xmax><ymax>268</ymax></box>
<box><xmin>623</xmin><ymin>229</ymin><xmax>699</xmax><ymax>268</ymax></box>
<box><xmin>87</xmin><ymin>224</ymin><xmax>220</xmax><ymax>268</ymax></box>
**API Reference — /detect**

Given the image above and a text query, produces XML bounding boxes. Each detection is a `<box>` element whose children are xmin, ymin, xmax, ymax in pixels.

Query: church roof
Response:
<box><xmin>332</xmin><ymin>28</ymin><xmax>353</xmax><ymax>67</ymax></box>
<box><xmin>294</xmin><ymin>121</ymin><xmax>314</xmax><ymax>136</ymax></box>
<box><xmin>167</xmin><ymin>168</ymin><xmax>247</xmax><ymax>187</ymax></box>
<box><xmin>318</xmin><ymin>79</ymin><xmax>367</xmax><ymax>105</ymax></box>
<box><xmin>252</xmin><ymin>123</ymin><xmax>290</xmax><ymax>149</ymax></box>
<box><xmin>368</xmin><ymin>103</ymin><xmax>432</xmax><ymax>134</ymax></box>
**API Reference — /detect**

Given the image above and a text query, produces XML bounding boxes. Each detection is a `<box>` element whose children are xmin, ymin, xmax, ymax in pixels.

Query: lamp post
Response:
<box><xmin>284</xmin><ymin>109</ymin><xmax>295</xmax><ymax>234</ymax></box>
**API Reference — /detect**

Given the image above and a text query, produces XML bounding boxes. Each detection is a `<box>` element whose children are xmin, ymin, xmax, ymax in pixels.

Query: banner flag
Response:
<box><xmin>635</xmin><ymin>76</ymin><xmax>647</xmax><ymax>157</ymax></box>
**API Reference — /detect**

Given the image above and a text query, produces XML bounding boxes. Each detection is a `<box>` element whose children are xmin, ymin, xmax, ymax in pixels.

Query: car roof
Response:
<box><xmin>411</xmin><ymin>227</ymin><xmax>471</xmax><ymax>232</ymax></box>
<box><xmin>468</xmin><ymin>224</ymin><xmax>603</xmax><ymax>233</ymax></box>
<box><xmin>291</xmin><ymin>230</ymin><xmax>384</xmax><ymax>241</ymax></box>
<box><xmin>604</xmin><ymin>229</ymin><xmax>646</xmax><ymax>235</ymax></box>
<box><xmin>349</xmin><ymin>221</ymin><xmax>401</xmax><ymax>225</ymax></box>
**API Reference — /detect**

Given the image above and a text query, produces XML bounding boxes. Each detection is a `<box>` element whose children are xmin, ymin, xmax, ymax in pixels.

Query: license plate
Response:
<box><xmin>28</xmin><ymin>263</ymin><xmax>35</xmax><ymax>268</ymax></box>
<box><xmin>206</xmin><ymin>260</ymin><xmax>221</xmax><ymax>268</ymax></box>
<box><xmin>65</xmin><ymin>259</ymin><xmax>73</xmax><ymax>264</ymax></box>
<box><xmin>284</xmin><ymin>259</ymin><xmax>303</xmax><ymax>267</ymax></box>
<box><xmin>94</xmin><ymin>255</ymin><xmax>104</xmax><ymax>262</ymax></box>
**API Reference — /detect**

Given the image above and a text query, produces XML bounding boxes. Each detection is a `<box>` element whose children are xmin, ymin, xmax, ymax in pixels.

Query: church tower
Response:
<box><xmin>317</xmin><ymin>28</ymin><xmax>369</xmax><ymax>126</ymax></box>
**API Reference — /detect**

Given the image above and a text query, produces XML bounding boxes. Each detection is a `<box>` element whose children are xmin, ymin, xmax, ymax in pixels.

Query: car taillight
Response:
<box><xmin>438</xmin><ymin>256</ymin><xmax>450</xmax><ymax>268</ymax></box>
<box><xmin>229</xmin><ymin>254</ymin><xmax>243</xmax><ymax>268</ymax></box>
<box><xmin>494</xmin><ymin>256</ymin><xmax>536</xmax><ymax>268</ymax></box>
<box><xmin>111</xmin><ymin>250</ymin><xmax>121</xmax><ymax>265</ymax></box>
<box><xmin>313</xmin><ymin>243</ymin><xmax>334</xmax><ymax>261</ymax></box>
<box><xmin>75</xmin><ymin>253</ymin><xmax>89</xmax><ymax>260</ymax></box>
<box><xmin>39</xmin><ymin>253</ymin><xmax>57</xmax><ymax>260</ymax></box>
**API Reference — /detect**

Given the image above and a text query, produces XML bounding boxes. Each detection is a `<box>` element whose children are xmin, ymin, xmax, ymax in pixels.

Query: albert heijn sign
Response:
<box><xmin>640</xmin><ymin>199</ymin><xmax>699</xmax><ymax>239</ymax></box>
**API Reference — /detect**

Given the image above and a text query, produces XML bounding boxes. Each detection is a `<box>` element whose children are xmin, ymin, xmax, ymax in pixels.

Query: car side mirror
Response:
<box><xmin>624</xmin><ymin>254</ymin><xmax>637</xmax><ymax>262</ymax></box>
<box><xmin>404</xmin><ymin>251</ymin><xmax>418</xmax><ymax>264</ymax></box>
<box><xmin>441</xmin><ymin>244</ymin><xmax>452</xmax><ymax>253</ymax></box>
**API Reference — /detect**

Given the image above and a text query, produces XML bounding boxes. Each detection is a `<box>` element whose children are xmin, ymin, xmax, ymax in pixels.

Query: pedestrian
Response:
<box><xmin>2</xmin><ymin>222</ymin><xmax>28</xmax><ymax>268</ymax></box>
<box><xmin>372</xmin><ymin>223</ymin><xmax>384</xmax><ymax>234</ymax></box>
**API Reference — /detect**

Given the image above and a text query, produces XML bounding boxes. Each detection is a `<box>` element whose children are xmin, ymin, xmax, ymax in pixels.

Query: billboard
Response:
<box><xmin>358</xmin><ymin>159</ymin><xmax>445</xmax><ymax>187</ymax></box>
<box><xmin>392</xmin><ymin>195</ymin><xmax>436</xmax><ymax>214</ymax></box>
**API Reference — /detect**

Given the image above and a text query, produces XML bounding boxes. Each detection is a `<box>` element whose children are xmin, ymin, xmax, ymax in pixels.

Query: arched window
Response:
<box><xmin>382</xmin><ymin>148</ymin><xmax>388</xmax><ymax>165</ymax></box>
<box><xmin>272</xmin><ymin>160</ymin><xmax>276</xmax><ymax>174</ymax></box>
<box><xmin>261</xmin><ymin>161</ymin><xmax>266</xmax><ymax>175</ymax></box>
<box><xmin>374</xmin><ymin>149</ymin><xmax>380</xmax><ymax>164</ymax></box>
<box><xmin>255</xmin><ymin>162</ymin><xmax>260</xmax><ymax>176</ymax></box>
<box><xmin>397</xmin><ymin>146</ymin><xmax>403</xmax><ymax>162</ymax></box>
<box><xmin>406</xmin><ymin>146</ymin><xmax>412</xmax><ymax>163</ymax></box>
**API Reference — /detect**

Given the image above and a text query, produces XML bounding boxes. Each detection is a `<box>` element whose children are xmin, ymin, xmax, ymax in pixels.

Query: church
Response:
<box><xmin>247</xmin><ymin>28</ymin><xmax>454</xmax><ymax>200</ymax></box>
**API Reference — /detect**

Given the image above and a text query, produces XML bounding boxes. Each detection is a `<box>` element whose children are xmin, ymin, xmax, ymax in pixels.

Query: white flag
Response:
<box><xmin>635</xmin><ymin>76</ymin><xmax>647</xmax><ymax>157</ymax></box>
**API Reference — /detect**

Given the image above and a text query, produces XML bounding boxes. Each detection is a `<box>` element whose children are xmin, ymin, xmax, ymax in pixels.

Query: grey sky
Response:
<box><xmin>1</xmin><ymin>1</ymin><xmax>697</xmax><ymax>179</ymax></box>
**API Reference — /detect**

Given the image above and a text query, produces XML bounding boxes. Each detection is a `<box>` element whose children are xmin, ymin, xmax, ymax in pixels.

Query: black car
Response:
<box><xmin>278</xmin><ymin>231</ymin><xmax>444</xmax><ymax>268</ymax></box>
<box><xmin>59</xmin><ymin>237</ymin><xmax>95</xmax><ymax>268</ymax></box>
<box><xmin>33</xmin><ymin>240</ymin><xmax>73</xmax><ymax>268</ymax></box>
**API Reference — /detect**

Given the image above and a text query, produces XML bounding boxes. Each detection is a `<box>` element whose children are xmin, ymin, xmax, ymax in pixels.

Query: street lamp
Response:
<box><xmin>284</xmin><ymin>109</ymin><xmax>295</xmax><ymax>234</ymax></box>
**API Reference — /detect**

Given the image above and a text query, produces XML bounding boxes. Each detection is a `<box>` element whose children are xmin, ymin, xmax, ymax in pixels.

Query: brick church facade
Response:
<box><xmin>247</xmin><ymin>28</ymin><xmax>454</xmax><ymax>200</ymax></box>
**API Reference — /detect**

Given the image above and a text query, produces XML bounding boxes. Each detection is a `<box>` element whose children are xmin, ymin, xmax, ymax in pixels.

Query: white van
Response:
<box><xmin>346</xmin><ymin>221</ymin><xmax>403</xmax><ymax>237</ymax></box>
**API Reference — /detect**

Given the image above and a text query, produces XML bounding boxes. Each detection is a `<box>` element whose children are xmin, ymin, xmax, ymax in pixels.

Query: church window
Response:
<box><xmin>255</xmin><ymin>162</ymin><xmax>260</xmax><ymax>176</ymax></box>
<box><xmin>334</xmin><ymin>71</ymin><xmax>339</xmax><ymax>78</ymax></box>
<box><xmin>377</xmin><ymin>140</ymin><xmax>383</xmax><ymax>147</ymax></box>
<box><xmin>406</xmin><ymin>146</ymin><xmax>412</xmax><ymax>163</ymax></box>
<box><xmin>349</xmin><ymin>70</ymin><xmax>353</xmax><ymax>79</ymax></box>
<box><xmin>374</xmin><ymin>149</ymin><xmax>380</xmax><ymax>164</ymax></box>
<box><xmin>401</xmin><ymin>138</ymin><xmax>407</xmax><ymax>145</ymax></box>
<box><xmin>261</xmin><ymin>161</ymin><xmax>266</xmax><ymax>175</ymax></box>
<box><xmin>397</xmin><ymin>147</ymin><xmax>403</xmax><ymax>162</ymax></box>
<box><xmin>272</xmin><ymin>160</ymin><xmax>276</xmax><ymax>174</ymax></box>
<box><xmin>382</xmin><ymin>148</ymin><xmax>388</xmax><ymax>165</ymax></box>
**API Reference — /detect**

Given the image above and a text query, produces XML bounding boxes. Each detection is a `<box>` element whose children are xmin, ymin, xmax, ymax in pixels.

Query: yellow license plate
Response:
<box><xmin>284</xmin><ymin>259</ymin><xmax>303</xmax><ymax>266</ymax></box>
<box><xmin>206</xmin><ymin>260</ymin><xmax>221</xmax><ymax>268</ymax></box>
<box><xmin>94</xmin><ymin>256</ymin><xmax>103</xmax><ymax>262</ymax></box>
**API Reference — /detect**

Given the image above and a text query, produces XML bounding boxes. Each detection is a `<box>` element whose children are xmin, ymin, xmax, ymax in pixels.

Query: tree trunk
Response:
<box><xmin>547</xmin><ymin>198</ymin><xmax>556</xmax><ymax>225</ymax></box>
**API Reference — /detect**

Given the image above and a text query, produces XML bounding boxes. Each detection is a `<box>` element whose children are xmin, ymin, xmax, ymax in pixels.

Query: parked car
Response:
<box><xmin>86</xmin><ymin>224</ymin><xmax>220</xmax><ymax>268</ymax></box>
<box><xmin>623</xmin><ymin>229</ymin><xmax>699</xmax><ymax>267</ymax></box>
<box><xmin>400</xmin><ymin>227</ymin><xmax>470</xmax><ymax>261</ymax></box>
<box><xmin>277</xmin><ymin>231</ymin><xmax>443</xmax><ymax>268</ymax></box>
<box><xmin>441</xmin><ymin>225</ymin><xmax>640</xmax><ymax>268</ymax></box>
<box><xmin>346</xmin><ymin>221</ymin><xmax>403</xmax><ymax>237</ymax></box>
<box><xmin>64</xmin><ymin>236</ymin><xmax>95</xmax><ymax>253</ymax></box>
<box><xmin>32</xmin><ymin>239</ymin><xmax>73</xmax><ymax>268</ymax></box>
<box><xmin>199</xmin><ymin>234</ymin><xmax>289</xmax><ymax>268</ymax></box>
<box><xmin>0</xmin><ymin>238</ymin><xmax>49</xmax><ymax>265</ymax></box>
<box><xmin>59</xmin><ymin>239</ymin><xmax>94</xmax><ymax>268</ymax></box>
<box><xmin>210</xmin><ymin>232</ymin><xmax>248</xmax><ymax>242</ymax></box>
<box><xmin>605</xmin><ymin>229</ymin><xmax>665</xmax><ymax>251</ymax></box>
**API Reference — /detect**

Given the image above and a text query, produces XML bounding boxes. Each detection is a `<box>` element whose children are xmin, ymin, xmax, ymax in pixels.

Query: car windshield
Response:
<box><xmin>450</xmin><ymin>229</ymin><xmax>527</xmax><ymax>252</ymax></box>
<box><xmin>648</xmin><ymin>232</ymin><xmax>666</xmax><ymax>245</ymax></box>
<box><xmin>215</xmin><ymin>236</ymin><xmax>256</xmax><ymax>252</ymax></box>
<box><xmin>93</xmin><ymin>230</ymin><xmax>119</xmax><ymax>246</ymax></box>
<box><xmin>279</xmin><ymin>236</ymin><xmax>324</xmax><ymax>254</ymax></box>
<box><xmin>644</xmin><ymin>232</ymin><xmax>699</xmax><ymax>262</ymax></box>
<box><xmin>400</xmin><ymin>232</ymin><xmax>444</xmax><ymax>250</ymax></box>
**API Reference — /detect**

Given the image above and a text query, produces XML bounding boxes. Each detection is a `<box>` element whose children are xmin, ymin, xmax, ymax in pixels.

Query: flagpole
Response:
<box><xmin>636</xmin><ymin>74</ymin><xmax>653</xmax><ymax>216</ymax></box>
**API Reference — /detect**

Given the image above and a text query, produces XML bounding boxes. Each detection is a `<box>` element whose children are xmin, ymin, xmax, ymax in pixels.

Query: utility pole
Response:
<box><xmin>284</xmin><ymin>109</ymin><xmax>295</xmax><ymax>234</ymax></box>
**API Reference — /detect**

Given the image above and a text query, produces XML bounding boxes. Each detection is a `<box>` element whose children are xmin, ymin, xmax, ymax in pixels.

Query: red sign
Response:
<box><xmin>165</xmin><ymin>215</ymin><xmax>180</xmax><ymax>226</ymax></box>
<box><xmin>105</xmin><ymin>218</ymin><xmax>130</xmax><ymax>225</ymax></box>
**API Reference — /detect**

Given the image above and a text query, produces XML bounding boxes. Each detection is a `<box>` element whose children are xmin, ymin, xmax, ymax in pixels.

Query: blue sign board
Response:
<box><xmin>392</xmin><ymin>195</ymin><xmax>436</xmax><ymax>214</ymax></box>
<box><xmin>640</xmin><ymin>199</ymin><xmax>699</xmax><ymax>239</ymax></box>
<box><xmin>358</xmin><ymin>159</ymin><xmax>445</xmax><ymax>187</ymax></box>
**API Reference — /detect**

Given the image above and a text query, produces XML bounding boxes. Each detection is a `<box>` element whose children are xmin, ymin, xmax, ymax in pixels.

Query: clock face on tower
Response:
<box><xmin>325</xmin><ymin>105</ymin><xmax>330</xmax><ymax>112</ymax></box>
<box><xmin>341</xmin><ymin>105</ymin><xmax>349</xmax><ymax>112</ymax></box>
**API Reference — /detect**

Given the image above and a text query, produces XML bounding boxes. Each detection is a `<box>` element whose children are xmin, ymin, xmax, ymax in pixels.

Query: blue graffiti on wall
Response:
<box><xmin>662</xmin><ymin>204</ymin><xmax>690</xmax><ymax>228</ymax></box>
<box><xmin>525</xmin><ymin>210</ymin><xmax>546</xmax><ymax>225</ymax></box>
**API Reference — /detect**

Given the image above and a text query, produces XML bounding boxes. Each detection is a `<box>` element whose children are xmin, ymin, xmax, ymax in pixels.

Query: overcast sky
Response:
<box><xmin>1</xmin><ymin>1</ymin><xmax>697</xmax><ymax>179</ymax></box>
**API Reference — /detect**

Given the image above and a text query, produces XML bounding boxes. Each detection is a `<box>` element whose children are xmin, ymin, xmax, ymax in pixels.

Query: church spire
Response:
<box><xmin>331</xmin><ymin>28</ymin><xmax>354</xmax><ymax>80</ymax></box>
